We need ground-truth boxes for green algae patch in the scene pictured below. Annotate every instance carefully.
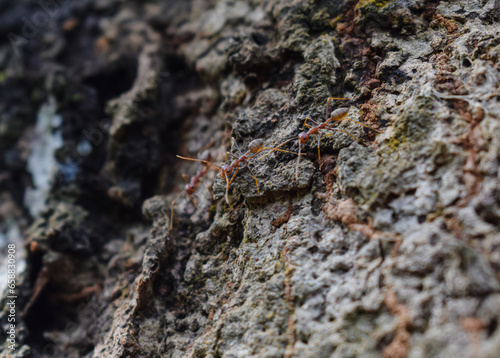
[384,96,434,152]
[356,0,391,10]
[355,0,425,34]
[387,136,404,151]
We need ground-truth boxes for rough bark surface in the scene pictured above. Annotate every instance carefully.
[1,0,500,357]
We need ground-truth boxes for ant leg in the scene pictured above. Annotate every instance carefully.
[177,155,221,171]
[231,137,245,156]
[296,144,302,180]
[228,166,239,186]
[260,147,299,155]
[187,193,197,208]
[226,152,239,161]
[329,128,362,142]
[327,118,382,133]
[254,146,299,159]
[181,174,191,184]
[243,161,260,197]
[224,167,240,204]
[224,150,241,163]
[258,137,297,160]
[247,149,263,160]
[303,117,320,129]
[317,133,321,161]
[223,171,231,204]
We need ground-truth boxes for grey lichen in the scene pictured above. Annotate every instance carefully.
[1,0,500,357]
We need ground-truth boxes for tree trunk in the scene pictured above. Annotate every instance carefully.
[1,0,500,357]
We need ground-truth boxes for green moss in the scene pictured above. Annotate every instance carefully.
[310,8,333,29]
[329,14,343,28]
[387,135,404,151]
[356,0,391,10]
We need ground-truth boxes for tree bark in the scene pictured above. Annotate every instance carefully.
[1,0,500,357]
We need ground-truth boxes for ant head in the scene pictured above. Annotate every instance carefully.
[185,183,195,193]
[221,163,232,174]
[248,138,264,153]
[298,132,309,144]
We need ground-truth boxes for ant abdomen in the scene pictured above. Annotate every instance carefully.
[248,139,264,153]
[329,107,349,121]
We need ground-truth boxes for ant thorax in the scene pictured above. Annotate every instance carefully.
[229,160,240,168]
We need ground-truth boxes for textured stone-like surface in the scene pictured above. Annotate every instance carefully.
[1,0,499,357]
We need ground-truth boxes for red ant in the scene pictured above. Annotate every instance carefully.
[170,150,213,229]
[177,138,281,205]
[260,97,381,179]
